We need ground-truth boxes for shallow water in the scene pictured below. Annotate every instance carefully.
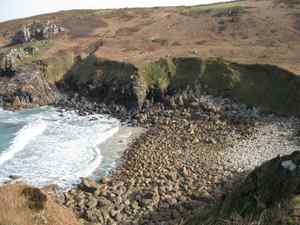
[0,107,121,189]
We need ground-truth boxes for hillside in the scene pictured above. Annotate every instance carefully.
[0,0,299,73]
[0,1,300,225]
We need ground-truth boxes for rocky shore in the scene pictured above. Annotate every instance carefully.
[0,2,300,224]
[56,85,300,225]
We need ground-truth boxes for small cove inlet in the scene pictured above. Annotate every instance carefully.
[0,107,134,189]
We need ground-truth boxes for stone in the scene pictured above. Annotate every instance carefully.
[289,195,300,224]
[281,160,297,171]
[12,21,64,44]
[97,197,113,207]
[131,200,140,210]
[191,190,213,203]
[80,178,98,193]
[0,64,58,109]
[87,197,98,208]
[100,176,111,184]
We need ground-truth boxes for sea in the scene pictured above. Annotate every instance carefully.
[0,107,121,189]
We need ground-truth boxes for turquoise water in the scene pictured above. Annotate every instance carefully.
[0,107,120,189]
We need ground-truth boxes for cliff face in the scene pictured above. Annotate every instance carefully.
[0,64,59,109]
[65,55,147,109]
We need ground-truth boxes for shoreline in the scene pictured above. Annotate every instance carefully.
[60,91,299,225]
[1,92,299,225]
[92,126,146,180]
[0,107,142,190]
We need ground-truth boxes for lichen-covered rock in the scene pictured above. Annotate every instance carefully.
[12,21,64,44]
[288,195,300,224]
[0,64,59,109]
[0,47,39,75]
[0,49,19,74]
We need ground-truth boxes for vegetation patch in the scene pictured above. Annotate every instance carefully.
[64,16,108,38]
[41,50,75,84]
[200,57,241,96]
[149,37,169,46]
[200,57,300,116]
[169,57,203,91]
[141,58,175,93]
[19,40,54,63]
[180,1,244,17]
[99,9,135,21]
[115,26,141,36]
[231,63,300,115]
[275,0,300,7]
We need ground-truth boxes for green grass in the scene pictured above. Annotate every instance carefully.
[5,40,54,66]
[169,57,203,90]
[141,62,170,91]
[42,50,75,84]
[200,57,241,96]
[141,59,176,92]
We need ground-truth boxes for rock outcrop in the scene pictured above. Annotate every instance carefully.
[65,55,147,109]
[0,64,59,109]
[12,21,64,44]
[0,46,40,75]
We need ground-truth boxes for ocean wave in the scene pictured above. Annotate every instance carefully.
[0,108,120,189]
[0,118,48,165]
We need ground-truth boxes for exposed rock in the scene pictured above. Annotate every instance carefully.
[12,21,64,44]
[0,64,59,109]
[65,55,147,110]
[80,177,98,193]
[289,195,300,224]
[0,50,18,74]
[0,47,39,75]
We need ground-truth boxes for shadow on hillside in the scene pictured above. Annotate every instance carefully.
[58,53,300,117]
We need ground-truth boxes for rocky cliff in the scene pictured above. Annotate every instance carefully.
[0,63,58,109]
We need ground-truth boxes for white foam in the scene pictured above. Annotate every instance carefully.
[0,108,120,189]
[0,118,48,165]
